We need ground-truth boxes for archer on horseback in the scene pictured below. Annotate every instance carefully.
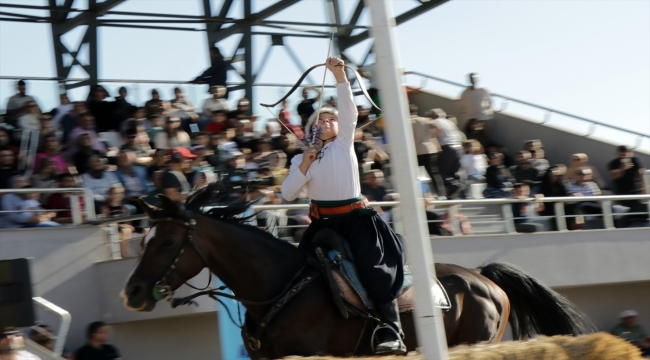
[281,56,407,355]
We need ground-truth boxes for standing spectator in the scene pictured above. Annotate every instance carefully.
[16,101,41,171]
[410,105,445,198]
[566,153,606,189]
[611,310,650,356]
[113,86,131,128]
[33,134,67,175]
[461,139,488,182]
[0,147,18,189]
[510,183,545,233]
[510,150,540,192]
[5,80,39,126]
[484,152,515,198]
[60,102,86,145]
[464,118,497,151]
[608,146,647,225]
[81,155,120,206]
[427,108,462,197]
[0,176,59,229]
[161,148,195,205]
[154,117,191,149]
[202,86,229,117]
[458,73,493,125]
[144,89,162,119]
[192,46,228,93]
[66,113,107,157]
[87,85,115,133]
[74,322,121,360]
[102,185,137,258]
[46,173,86,224]
[0,328,41,360]
[297,87,321,128]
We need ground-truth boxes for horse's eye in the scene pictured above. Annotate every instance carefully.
[163,238,175,246]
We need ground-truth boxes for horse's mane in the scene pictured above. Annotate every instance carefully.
[183,181,299,251]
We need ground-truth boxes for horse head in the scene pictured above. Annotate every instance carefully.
[122,195,207,312]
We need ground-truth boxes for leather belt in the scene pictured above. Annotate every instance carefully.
[309,197,370,220]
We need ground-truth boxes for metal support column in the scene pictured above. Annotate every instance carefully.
[366,1,448,358]
[243,0,254,108]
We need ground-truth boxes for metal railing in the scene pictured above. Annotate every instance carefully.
[403,71,650,149]
[32,297,71,357]
[0,188,96,226]
[92,195,649,260]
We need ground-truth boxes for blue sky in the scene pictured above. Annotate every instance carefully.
[0,0,648,149]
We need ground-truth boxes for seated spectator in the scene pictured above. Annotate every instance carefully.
[202,85,229,117]
[206,110,229,134]
[510,183,545,233]
[120,127,152,166]
[0,327,41,360]
[228,98,252,121]
[73,134,103,175]
[539,165,571,231]
[608,146,647,225]
[529,149,550,173]
[74,321,121,360]
[142,170,164,207]
[233,119,258,152]
[611,310,650,356]
[524,139,543,152]
[193,169,216,190]
[464,118,497,151]
[154,117,191,149]
[33,134,67,175]
[146,115,164,147]
[119,108,151,135]
[38,113,58,143]
[66,113,107,158]
[361,170,395,223]
[567,153,606,189]
[144,89,162,119]
[510,151,539,191]
[0,128,19,159]
[102,185,137,258]
[60,102,86,145]
[30,158,58,202]
[161,148,196,205]
[0,176,60,229]
[0,146,19,189]
[461,139,488,182]
[81,155,120,206]
[566,167,603,227]
[46,173,86,224]
[147,149,167,178]
[114,150,150,204]
[484,152,515,198]
[253,137,275,168]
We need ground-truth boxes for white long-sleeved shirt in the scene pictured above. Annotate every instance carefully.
[281,82,360,201]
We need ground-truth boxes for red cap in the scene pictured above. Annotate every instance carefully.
[168,147,197,159]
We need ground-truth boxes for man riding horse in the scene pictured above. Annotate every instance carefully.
[281,56,407,355]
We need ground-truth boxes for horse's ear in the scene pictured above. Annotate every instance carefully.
[139,197,158,219]
[158,195,184,217]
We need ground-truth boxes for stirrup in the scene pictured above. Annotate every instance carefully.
[371,323,406,355]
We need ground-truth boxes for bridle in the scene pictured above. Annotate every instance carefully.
[148,216,211,302]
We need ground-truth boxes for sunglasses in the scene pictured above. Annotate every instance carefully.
[0,332,23,339]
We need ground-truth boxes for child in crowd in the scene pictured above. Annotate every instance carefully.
[101,185,137,258]
[461,139,488,182]
[510,183,545,233]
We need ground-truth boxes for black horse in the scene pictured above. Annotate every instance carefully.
[122,182,594,358]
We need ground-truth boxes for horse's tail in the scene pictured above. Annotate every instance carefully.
[478,262,595,340]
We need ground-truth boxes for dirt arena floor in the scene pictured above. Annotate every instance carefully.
[282,332,645,360]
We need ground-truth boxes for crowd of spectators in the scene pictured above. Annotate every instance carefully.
[0,69,647,240]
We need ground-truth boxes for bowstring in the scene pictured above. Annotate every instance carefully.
[311,32,334,149]
[262,106,308,150]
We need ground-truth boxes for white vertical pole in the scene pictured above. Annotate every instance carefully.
[366,1,449,359]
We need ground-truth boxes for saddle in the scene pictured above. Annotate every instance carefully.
[311,229,451,319]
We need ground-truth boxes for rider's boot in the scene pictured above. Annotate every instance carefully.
[374,300,407,355]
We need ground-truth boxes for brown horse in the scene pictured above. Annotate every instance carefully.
[122,183,594,358]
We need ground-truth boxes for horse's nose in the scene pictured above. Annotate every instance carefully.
[126,283,144,298]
